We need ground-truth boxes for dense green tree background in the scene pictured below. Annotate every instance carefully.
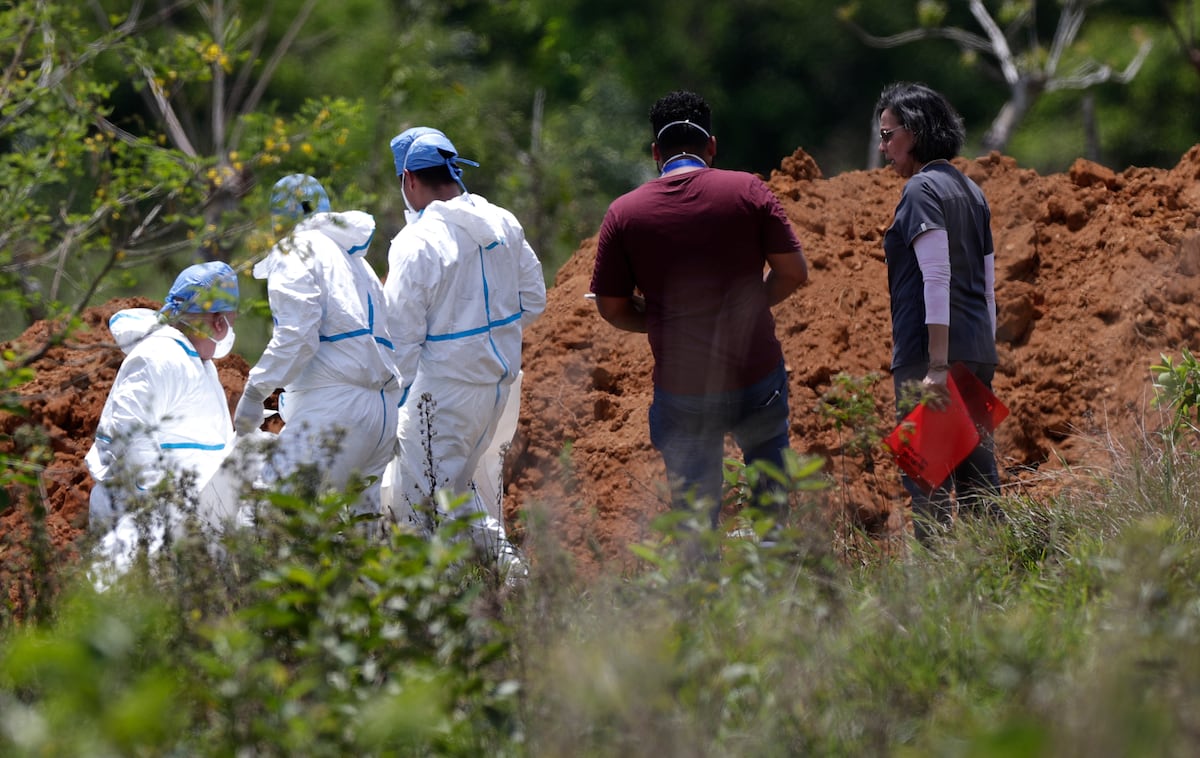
[1,0,1197,349]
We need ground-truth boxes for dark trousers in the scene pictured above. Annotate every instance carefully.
[650,361,791,527]
[892,361,1003,544]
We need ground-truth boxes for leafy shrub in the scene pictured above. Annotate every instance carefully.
[0,472,521,756]
[1150,348,1200,441]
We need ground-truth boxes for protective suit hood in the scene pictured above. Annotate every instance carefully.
[255,210,376,279]
[421,194,508,251]
[294,210,376,259]
[107,308,164,353]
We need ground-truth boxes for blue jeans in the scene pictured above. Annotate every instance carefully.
[893,361,1003,543]
[649,361,791,527]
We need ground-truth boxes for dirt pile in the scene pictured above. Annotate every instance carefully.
[4,146,1200,600]
[506,147,1200,575]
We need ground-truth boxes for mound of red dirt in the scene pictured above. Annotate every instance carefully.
[4,146,1200,606]
[506,147,1200,575]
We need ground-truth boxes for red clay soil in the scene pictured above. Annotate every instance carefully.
[4,146,1200,611]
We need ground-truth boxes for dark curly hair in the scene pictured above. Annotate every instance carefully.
[874,82,965,164]
[650,90,712,155]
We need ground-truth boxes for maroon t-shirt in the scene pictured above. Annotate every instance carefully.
[591,168,802,394]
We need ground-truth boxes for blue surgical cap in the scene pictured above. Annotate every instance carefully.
[270,174,331,222]
[160,261,239,317]
[389,127,479,194]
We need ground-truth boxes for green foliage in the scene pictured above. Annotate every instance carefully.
[816,371,892,542]
[185,488,517,755]
[9,433,1200,752]
[0,470,519,756]
[1150,348,1200,440]
[817,371,887,463]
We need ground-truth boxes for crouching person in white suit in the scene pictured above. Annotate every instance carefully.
[85,261,252,588]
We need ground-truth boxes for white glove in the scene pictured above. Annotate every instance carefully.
[233,392,265,435]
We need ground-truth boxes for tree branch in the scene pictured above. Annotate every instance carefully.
[969,0,1020,85]
[1046,38,1154,91]
[841,17,994,56]
[1045,2,1088,77]
[230,0,319,147]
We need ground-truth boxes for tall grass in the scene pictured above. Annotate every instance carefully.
[4,434,1200,755]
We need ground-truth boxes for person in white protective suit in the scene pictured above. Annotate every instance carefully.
[85,261,248,586]
[234,174,402,525]
[382,127,546,580]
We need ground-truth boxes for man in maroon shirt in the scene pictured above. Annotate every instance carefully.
[590,89,809,531]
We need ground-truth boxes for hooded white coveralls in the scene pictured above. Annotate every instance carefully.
[85,308,243,584]
[383,193,545,556]
[243,210,402,515]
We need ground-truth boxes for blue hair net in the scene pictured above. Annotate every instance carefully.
[270,174,331,222]
[160,261,239,317]
[389,127,478,194]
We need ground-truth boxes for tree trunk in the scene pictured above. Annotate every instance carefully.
[1082,94,1100,163]
[981,82,1032,154]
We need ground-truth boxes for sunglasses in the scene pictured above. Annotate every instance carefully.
[879,126,905,143]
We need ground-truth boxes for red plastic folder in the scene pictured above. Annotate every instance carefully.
[883,363,1009,493]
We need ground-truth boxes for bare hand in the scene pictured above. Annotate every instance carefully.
[922,368,951,411]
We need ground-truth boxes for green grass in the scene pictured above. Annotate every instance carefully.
[4,435,1200,756]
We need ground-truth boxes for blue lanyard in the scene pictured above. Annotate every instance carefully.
[660,153,708,175]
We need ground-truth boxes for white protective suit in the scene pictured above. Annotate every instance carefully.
[383,193,545,559]
[85,307,245,585]
[242,210,402,516]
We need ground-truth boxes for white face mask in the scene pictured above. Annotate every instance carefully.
[212,315,235,359]
[401,179,420,226]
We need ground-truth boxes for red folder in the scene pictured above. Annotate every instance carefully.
[883,363,1008,493]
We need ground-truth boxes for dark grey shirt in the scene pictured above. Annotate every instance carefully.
[883,161,998,370]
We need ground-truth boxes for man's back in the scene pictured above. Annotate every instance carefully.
[593,168,798,394]
[385,193,546,386]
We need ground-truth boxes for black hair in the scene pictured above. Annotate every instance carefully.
[650,90,712,155]
[410,163,457,188]
[874,82,965,163]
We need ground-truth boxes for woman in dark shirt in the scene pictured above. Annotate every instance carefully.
[877,81,1005,544]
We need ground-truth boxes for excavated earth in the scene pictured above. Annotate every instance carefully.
[5,146,1200,611]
